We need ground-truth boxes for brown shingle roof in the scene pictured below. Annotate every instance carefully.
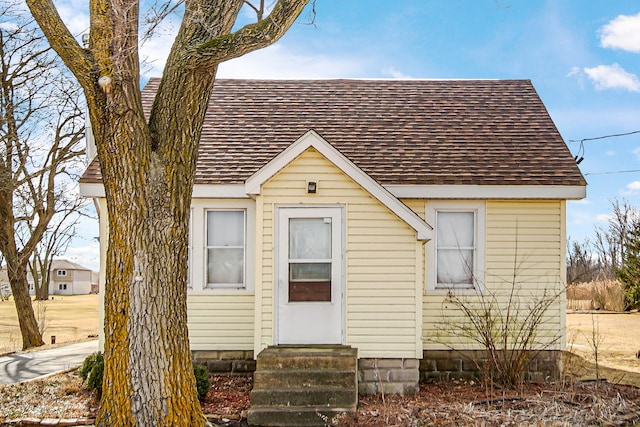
[80,79,586,187]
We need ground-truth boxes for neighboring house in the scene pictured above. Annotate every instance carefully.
[0,259,98,296]
[79,79,586,394]
[0,268,36,295]
[49,259,99,295]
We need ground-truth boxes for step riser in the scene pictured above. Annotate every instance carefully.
[251,389,357,407]
[257,355,356,371]
[254,370,356,389]
[248,407,355,427]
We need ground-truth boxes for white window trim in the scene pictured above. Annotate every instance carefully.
[426,200,486,294]
[205,209,246,289]
[56,270,67,277]
[188,199,255,294]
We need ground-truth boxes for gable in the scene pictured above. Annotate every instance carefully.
[247,130,432,241]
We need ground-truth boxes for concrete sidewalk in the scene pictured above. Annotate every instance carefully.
[0,340,99,385]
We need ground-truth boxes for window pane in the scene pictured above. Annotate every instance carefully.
[437,212,474,248]
[207,248,244,285]
[207,211,244,246]
[289,218,331,259]
[289,263,331,281]
[437,249,473,286]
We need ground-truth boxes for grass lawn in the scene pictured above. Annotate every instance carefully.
[566,311,640,381]
[0,294,99,354]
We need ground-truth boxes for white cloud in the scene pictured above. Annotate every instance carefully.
[621,180,640,196]
[217,44,364,79]
[382,67,413,79]
[599,12,640,53]
[55,0,90,38]
[62,244,100,272]
[566,66,580,77]
[605,150,616,157]
[595,213,612,223]
[584,63,640,92]
[633,147,640,160]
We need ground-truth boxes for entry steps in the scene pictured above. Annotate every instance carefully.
[248,345,357,426]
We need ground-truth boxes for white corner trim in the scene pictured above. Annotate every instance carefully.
[245,130,433,241]
[386,185,586,200]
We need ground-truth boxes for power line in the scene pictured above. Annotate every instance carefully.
[585,169,640,176]
[568,130,640,143]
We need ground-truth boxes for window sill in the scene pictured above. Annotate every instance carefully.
[187,288,254,296]
[425,287,483,296]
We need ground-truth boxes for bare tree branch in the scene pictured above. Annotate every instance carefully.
[183,0,309,68]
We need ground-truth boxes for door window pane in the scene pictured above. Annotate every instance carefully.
[289,263,331,281]
[288,218,332,302]
[289,218,331,259]
[207,210,245,287]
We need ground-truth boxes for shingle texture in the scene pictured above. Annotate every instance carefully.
[80,79,586,187]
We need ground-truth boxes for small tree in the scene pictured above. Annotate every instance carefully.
[567,237,600,284]
[593,199,638,280]
[0,4,85,349]
[616,218,640,309]
[29,194,85,300]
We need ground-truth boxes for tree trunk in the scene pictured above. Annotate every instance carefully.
[23,0,309,423]
[96,163,203,426]
[7,264,44,349]
[94,98,205,425]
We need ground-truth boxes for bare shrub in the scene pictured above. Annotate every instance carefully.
[34,298,48,335]
[440,281,563,389]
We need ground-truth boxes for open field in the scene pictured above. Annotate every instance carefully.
[566,311,640,375]
[0,294,99,354]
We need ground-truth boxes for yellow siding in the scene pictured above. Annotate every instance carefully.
[423,200,565,351]
[256,148,421,358]
[187,294,254,350]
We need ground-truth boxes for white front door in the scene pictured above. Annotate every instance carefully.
[276,206,344,344]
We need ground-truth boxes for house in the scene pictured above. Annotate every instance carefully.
[79,79,586,397]
[0,259,99,296]
[48,259,99,295]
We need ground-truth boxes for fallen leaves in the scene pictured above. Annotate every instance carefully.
[1,372,639,426]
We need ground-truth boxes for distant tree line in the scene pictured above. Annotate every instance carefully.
[567,198,640,309]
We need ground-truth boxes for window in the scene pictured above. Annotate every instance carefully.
[426,201,485,293]
[288,218,332,302]
[58,283,68,291]
[206,210,245,288]
[56,270,67,277]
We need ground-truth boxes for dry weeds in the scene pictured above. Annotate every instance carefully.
[1,370,639,426]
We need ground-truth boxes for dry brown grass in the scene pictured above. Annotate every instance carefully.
[567,279,627,312]
[566,312,640,378]
[0,294,99,354]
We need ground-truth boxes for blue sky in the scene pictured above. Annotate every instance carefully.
[61,0,640,271]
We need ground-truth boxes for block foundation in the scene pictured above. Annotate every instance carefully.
[420,349,561,382]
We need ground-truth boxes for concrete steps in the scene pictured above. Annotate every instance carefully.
[247,346,358,427]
